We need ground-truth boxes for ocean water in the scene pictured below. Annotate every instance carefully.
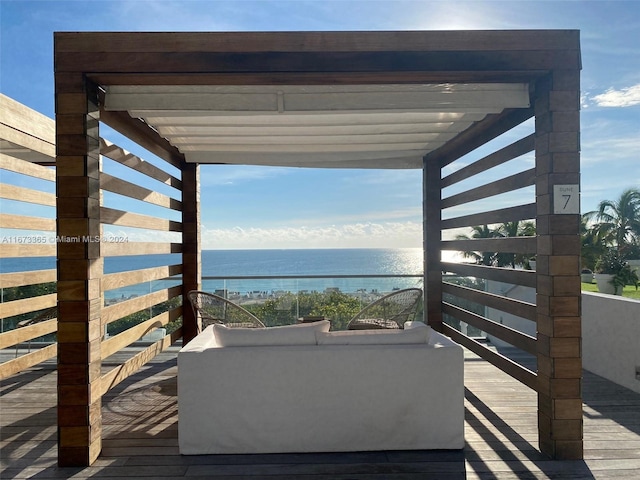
[2,248,424,300]
[201,248,422,276]
[199,248,423,298]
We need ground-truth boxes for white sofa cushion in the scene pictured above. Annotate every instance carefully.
[178,329,464,454]
[212,320,330,347]
[316,323,431,345]
[405,320,430,331]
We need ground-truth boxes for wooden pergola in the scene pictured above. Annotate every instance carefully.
[53,30,582,466]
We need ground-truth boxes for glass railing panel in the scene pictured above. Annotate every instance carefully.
[103,274,423,331]
[201,275,423,330]
[104,275,422,335]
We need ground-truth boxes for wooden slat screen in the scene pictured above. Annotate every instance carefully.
[442,203,536,230]
[0,156,57,379]
[100,138,182,189]
[0,133,186,381]
[100,173,182,210]
[101,286,182,327]
[98,137,184,391]
[442,323,537,390]
[437,113,539,387]
[102,264,183,291]
[101,307,182,360]
[99,328,183,396]
[441,168,536,209]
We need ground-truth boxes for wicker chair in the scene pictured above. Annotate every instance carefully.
[347,288,422,330]
[187,290,265,332]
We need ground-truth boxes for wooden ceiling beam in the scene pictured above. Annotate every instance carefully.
[57,50,580,75]
[54,30,580,54]
[424,106,535,169]
[98,107,185,169]
[88,71,548,86]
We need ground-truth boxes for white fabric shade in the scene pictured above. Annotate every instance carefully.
[104,83,530,169]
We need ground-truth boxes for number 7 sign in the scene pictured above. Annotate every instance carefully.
[553,185,580,214]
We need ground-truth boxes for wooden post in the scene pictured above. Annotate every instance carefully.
[424,157,443,329]
[182,162,201,343]
[535,69,583,459]
[55,74,103,466]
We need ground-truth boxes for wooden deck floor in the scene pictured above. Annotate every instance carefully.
[2,344,640,479]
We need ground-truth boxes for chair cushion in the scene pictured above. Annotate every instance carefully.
[213,320,330,347]
[316,323,431,345]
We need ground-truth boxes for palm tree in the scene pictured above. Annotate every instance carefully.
[584,187,640,258]
[580,215,608,271]
[455,224,500,266]
[495,221,536,268]
[455,221,535,268]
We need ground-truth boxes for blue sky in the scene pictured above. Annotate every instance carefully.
[1,0,639,250]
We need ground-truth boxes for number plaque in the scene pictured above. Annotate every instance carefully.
[553,184,580,214]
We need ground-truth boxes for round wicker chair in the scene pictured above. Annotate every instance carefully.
[347,287,423,330]
[187,290,265,332]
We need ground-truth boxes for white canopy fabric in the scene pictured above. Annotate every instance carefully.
[104,83,530,169]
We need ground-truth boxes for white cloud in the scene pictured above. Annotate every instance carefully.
[202,222,423,249]
[580,92,591,109]
[593,84,640,107]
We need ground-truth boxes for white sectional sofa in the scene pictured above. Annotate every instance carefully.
[178,321,464,455]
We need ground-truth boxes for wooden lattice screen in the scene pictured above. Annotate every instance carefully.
[96,138,184,393]
[438,121,538,389]
[424,71,582,459]
[0,158,58,378]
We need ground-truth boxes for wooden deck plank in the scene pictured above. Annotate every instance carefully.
[2,343,640,479]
